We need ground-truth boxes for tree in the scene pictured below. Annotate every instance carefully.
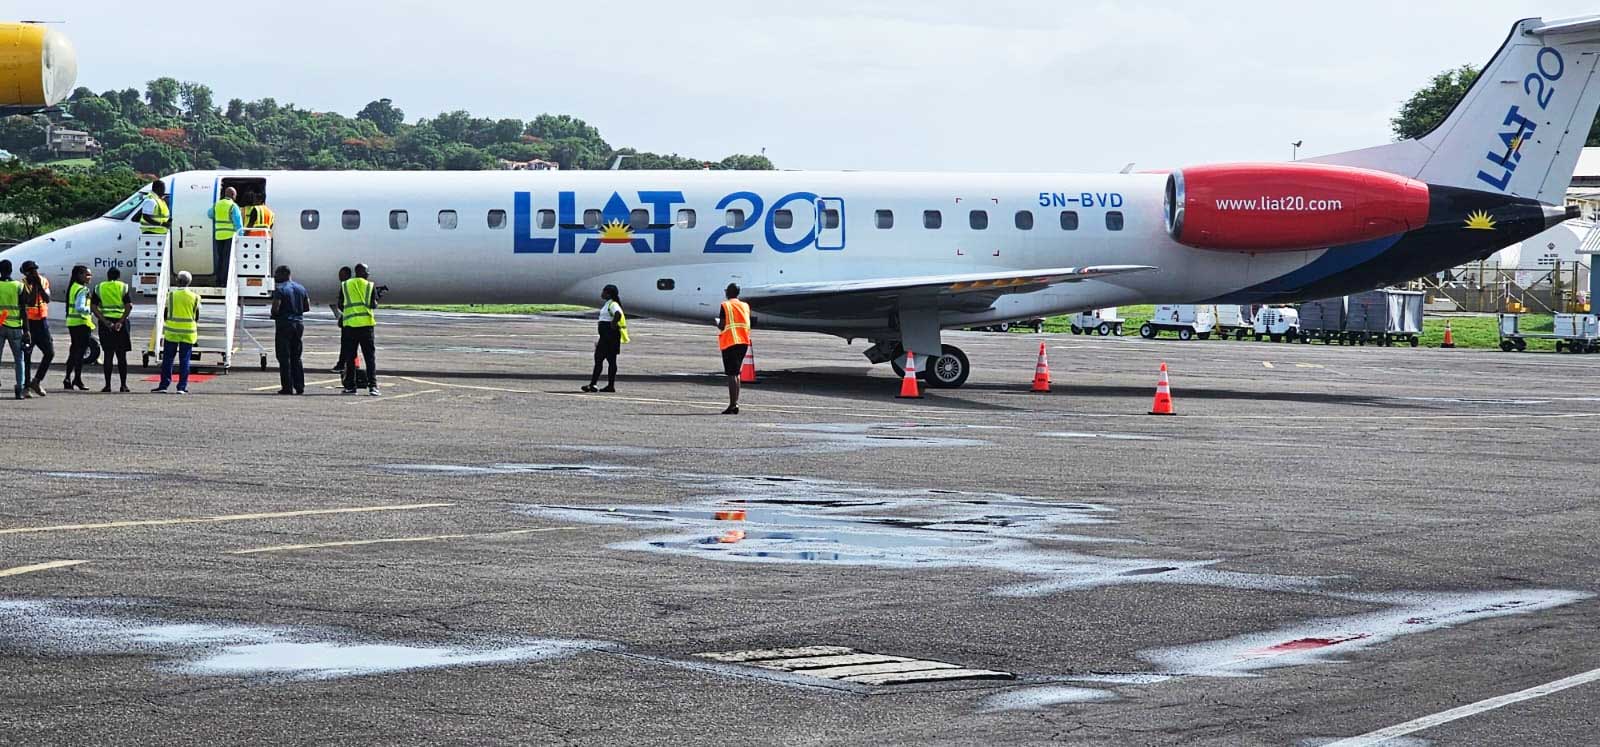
[180,82,217,121]
[526,114,608,150]
[1394,64,1600,146]
[357,98,406,135]
[0,116,46,156]
[225,98,246,123]
[145,78,181,118]
[717,154,775,171]
[70,97,121,132]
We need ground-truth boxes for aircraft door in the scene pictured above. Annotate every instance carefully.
[169,175,217,278]
[816,197,845,250]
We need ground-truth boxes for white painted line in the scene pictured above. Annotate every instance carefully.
[1262,361,1275,369]
[0,560,88,577]
[226,526,572,555]
[1323,667,1600,747]
[0,503,454,536]
[250,377,342,392]
[697,646,855,663]
[353,388,439,404]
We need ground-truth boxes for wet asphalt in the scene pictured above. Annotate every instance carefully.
[0,309,1597,746]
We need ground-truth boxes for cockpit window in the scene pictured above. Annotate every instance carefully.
[103,189,151,220]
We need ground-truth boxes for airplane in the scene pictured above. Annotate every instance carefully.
[0,22,76,116]
[7,15,1599,388]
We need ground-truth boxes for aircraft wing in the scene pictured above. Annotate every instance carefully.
[744,265,1156,318]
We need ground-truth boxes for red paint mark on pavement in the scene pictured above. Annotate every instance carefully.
[1250,634,1370,656]
[141,374,219,384]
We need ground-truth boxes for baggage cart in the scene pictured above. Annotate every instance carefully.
[1213,305,1255,340]
[1345,290,1424,347]
[1498,312,1600,353]
[1296,297,1348,344]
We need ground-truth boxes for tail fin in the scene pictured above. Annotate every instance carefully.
[1313,16,1600,205]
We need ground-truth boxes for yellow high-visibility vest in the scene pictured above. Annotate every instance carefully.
[96,280,129,320]
[164,289,201,344]
[140,195,170,235]
[0,279,23,328]
[66,282,95,330]
[213,198,238,240]
[341,277,376,328]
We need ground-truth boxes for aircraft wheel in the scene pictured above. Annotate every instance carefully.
[924,345,970,389]
[1097,323,1111,336]
[1139,323,1156,339]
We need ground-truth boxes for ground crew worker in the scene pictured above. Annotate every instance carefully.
[212,186,243,283]
[270,265,310,395]
[62,265,95,392]
[338,263,379,396]
[153,271,201,395]
[244,199,275,237]
[92,266,134,393]
[139,181,171,237]
[330,266,351,374]
[20,260,51,398]
[583,284,625,393]
[716,283,752,415]
[0,260,31,400]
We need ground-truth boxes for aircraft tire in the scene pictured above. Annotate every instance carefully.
[924,345,970,389]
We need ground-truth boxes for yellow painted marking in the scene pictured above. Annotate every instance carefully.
[1262,361,1275,369]
[0,560,88,577]
[0,503,454,536]
[227,526,574,555]
[251,377,342,392]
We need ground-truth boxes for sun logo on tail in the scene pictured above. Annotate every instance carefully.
[1464,210,1497,231]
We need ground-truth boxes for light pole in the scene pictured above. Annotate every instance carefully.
[1292,140,1303,161]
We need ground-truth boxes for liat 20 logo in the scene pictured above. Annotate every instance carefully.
[1477,47,1564,192]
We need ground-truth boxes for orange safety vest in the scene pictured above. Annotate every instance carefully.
[243,204,275,237]
[718,299,752,350]
[24,276,50,321]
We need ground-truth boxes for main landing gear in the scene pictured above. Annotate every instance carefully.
[887,344,971,389]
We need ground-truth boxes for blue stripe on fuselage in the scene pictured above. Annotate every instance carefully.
[1204,234,1403,304]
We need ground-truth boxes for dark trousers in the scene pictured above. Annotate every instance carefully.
[590,325,620,387]
[340,326,376,390]
[213,237,233,280]
[64,325,97,385]
[25,321,51,385]
[158,341,193,391]
[275,321,305,393]
[100,324,130,388]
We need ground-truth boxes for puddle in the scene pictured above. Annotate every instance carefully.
[380,463,637,478]
[520,474,1313,596]
[0,600,617,681]
[1137,589,1590,677]
[980,686,1117,711]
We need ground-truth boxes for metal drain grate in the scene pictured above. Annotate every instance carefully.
[695,646,1013,686]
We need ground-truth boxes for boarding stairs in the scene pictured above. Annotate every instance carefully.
[134,233,272,371]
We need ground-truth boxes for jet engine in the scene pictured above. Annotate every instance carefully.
[0,23,76,112]
[1164,163,1430,252]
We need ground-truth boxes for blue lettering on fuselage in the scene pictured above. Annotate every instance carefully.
[1038,192,1123,208]
[514,190,846,254]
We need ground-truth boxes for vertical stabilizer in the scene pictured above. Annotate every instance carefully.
[1313,16,1600,205]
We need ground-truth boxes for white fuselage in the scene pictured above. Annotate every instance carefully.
[12,169,1338,336]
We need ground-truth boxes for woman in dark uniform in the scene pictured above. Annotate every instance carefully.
[582,284,624,393]
[92,266,134,392]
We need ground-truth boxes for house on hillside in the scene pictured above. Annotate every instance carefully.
[45,124,101,157]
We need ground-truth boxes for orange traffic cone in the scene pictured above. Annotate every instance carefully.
[1149,362,1175,415]
[897,350,922,399]
[1441,321,1456,349]
[739,345,757,383]
[1031,341,1052,393]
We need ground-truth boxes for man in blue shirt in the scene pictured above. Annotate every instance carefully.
[270,265,310,395]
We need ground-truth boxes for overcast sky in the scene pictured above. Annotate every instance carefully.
[26,1,1600,171]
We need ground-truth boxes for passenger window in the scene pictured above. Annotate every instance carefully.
[389,210,408,230]
[969,210,988,230]
[677,209,697,229]
[726,208,746,229]
[1060,211,1079,230]
[584,209,602,229]
[1015,210,1034,230]
[300,210,320,230]
[773,209,794,229]
[537,209,556,230]
[629,208,650,230]
[822,209,840,229]
[342,210,361,230]
[875,210,893,229]
[438,210,458,230]
[1106,211,1125,231]
[923,210,942,229]
[488,209,507,230]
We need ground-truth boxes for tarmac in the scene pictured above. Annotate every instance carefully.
[1,309,1597,746]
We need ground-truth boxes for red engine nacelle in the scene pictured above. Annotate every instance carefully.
[1164,163,1430,252]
